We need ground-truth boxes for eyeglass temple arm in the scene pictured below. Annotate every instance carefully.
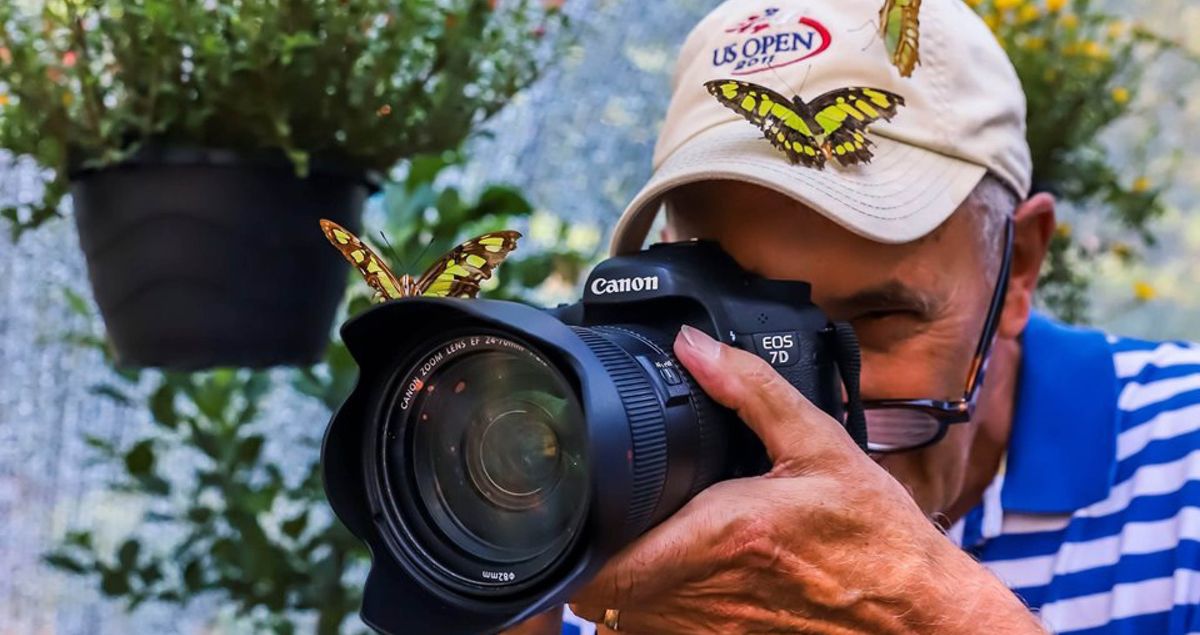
[963,216,1015,401]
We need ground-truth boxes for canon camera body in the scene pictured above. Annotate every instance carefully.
[322,240,865,634]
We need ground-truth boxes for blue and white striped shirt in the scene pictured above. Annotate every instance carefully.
[562,314,1200,634]
[952,313,1200,633]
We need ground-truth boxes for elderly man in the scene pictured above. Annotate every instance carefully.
[510,0,1200,633]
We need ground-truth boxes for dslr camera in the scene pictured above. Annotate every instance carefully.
[322,240,867,634]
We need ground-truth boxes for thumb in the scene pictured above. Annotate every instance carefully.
[673,325,860,469]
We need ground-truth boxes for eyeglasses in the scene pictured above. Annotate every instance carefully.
[859,216,1015,454]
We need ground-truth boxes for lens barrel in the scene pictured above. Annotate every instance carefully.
[372,320,746,602]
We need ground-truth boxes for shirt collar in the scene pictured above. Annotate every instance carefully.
[1000,312,1121,514]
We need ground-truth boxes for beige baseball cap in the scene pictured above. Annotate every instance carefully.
[610,0,1032,255]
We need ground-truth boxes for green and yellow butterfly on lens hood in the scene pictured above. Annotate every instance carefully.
[320,219,521,303]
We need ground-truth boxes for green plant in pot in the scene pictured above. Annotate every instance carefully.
[0,0,565,369]
[44,152,602,635]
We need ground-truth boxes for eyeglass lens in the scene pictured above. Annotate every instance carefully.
[864,408,943,453]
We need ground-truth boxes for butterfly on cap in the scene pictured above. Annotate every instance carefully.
[879,0,922,77]
[319,219,521,302]
[704,79,905,170]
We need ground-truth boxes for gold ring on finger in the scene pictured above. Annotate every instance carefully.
[602,608,621,631]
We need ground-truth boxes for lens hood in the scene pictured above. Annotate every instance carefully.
[324,298,643,634]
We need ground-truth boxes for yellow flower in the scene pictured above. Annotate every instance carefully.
[1055,222,1072,238]
[1063,42,1079,55]
[1024,36,1046,50]
[1133,281,1157,302]
[983,13,1001,31]
[1082,40,1108,59]
[966,0,983,6]
[1046,0,1067,12]
[0,93,9,107]
[1107,20,1127,40]
[1061,13,1079,28]
[995,0,1021,11]
[1111,86,1130,104]
[61,93,73,106]
[1132,176,1151,193]
[1018,4,1041,23]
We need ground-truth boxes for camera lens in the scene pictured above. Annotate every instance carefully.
[379,334,589,589]
[322,250,852,634]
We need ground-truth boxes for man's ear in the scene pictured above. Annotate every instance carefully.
[998,192,1056,339]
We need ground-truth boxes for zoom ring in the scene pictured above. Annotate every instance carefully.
[572,327,668,536]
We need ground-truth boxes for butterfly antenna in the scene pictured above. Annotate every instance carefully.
[853,16,882,51]
[848,18,876,33]
[379,230,403,268]
[408,237,435,270]
[769,63,811,100]
[796,64,813,96]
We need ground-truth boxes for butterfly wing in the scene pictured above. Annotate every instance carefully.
[415,231,523,299]
[319,219,408,302]
[704,79,826,168]
[807,87,906,166]
[879,0,921,77]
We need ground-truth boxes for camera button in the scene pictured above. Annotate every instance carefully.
[635,355,692,405]
[655,360,683,385]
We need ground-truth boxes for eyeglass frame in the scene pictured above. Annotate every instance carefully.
[857,215,1015,454]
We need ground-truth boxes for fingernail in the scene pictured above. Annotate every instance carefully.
[679,324,721,359]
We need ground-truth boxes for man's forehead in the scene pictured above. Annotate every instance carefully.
[667,179,971,245]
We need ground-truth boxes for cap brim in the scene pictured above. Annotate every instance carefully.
[610,120,987,255]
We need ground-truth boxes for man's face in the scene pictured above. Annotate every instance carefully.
[665,180,1001,515]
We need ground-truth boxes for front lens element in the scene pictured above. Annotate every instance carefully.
[382,334,588,584]
[469,405,563,508]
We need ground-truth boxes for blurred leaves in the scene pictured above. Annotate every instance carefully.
[48,364,364,634]
[971,0,1193,322]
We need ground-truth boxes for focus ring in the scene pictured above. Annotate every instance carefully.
[597,326,724,503]
[572,327,668,536]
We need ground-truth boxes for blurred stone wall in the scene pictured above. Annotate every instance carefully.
[1,0,1198,633]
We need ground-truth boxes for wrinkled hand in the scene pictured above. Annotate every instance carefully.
[568,326,1044,635]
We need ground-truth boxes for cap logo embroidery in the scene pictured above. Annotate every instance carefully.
[713,8,832,76]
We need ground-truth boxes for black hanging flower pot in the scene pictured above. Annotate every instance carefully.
[71,146,378,370]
